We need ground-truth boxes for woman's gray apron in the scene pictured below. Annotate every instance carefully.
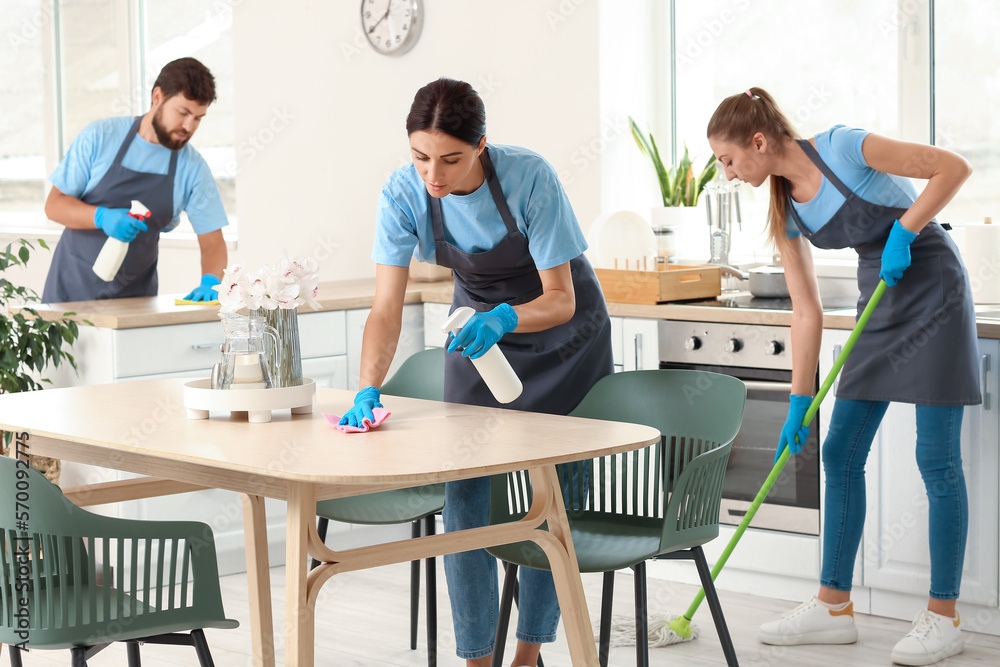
[788,139,980,405]
[42,116,176,302]
[430,147,614,415]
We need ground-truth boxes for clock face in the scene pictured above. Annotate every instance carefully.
[361,0,422,56]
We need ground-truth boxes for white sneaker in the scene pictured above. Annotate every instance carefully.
[891,609,964,665]
[758,596,859,645]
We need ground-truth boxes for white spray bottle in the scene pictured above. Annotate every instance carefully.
[442,306,523,404]
[93,200,150,282]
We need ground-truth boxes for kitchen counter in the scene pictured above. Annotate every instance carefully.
[25,278,1000,338]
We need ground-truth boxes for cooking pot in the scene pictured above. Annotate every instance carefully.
[748,264,789,298]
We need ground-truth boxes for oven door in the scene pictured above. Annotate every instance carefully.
[660,363,821,535]
[720,378,821,535]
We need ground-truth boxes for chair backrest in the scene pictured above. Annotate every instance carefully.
[0,455,228,649]
[380,347,445,401]
[490,369,747,549]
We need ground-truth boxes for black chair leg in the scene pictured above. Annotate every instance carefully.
[126,641,141,667]
[632,562,649,667]
[7,644,23,667]
[310,517,330,570]
[491,561,519,667]
[598,570,615,667]
[424,514,438,667]
[191,629,217,667]
[70,647,87,667]
[410,519,422,651]
[692,546,739,667]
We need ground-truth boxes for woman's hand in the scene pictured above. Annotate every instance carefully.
[447,303,518,359]
[879,219,919,286]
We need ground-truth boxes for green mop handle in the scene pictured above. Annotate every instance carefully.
[680,279,888,622]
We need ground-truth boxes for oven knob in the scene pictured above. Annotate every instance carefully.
[726,338,743,353]
[684,336,702,351]
[766,340,784,355]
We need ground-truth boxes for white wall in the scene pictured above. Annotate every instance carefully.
[231,0,601,281]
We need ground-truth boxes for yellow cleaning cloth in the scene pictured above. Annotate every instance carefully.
[174,298,220,306]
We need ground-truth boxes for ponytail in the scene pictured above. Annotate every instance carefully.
[707,87,799,248]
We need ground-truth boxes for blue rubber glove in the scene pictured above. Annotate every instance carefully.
[94,206,148,242]
[879,219,919,287]
[184,274,221,301]
[338,386,383,428]
[776,394,812,463]
[446,303,518,360]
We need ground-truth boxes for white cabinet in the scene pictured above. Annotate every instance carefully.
[819,331,1000,610]
[621,317,659,371]
[345,304,425,389]
[609,316,659,372]
[423,302,452,348]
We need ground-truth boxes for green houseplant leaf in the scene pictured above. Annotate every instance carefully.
[0,239,84,454]
[628,116,718,207]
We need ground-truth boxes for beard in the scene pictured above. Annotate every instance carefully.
[151,107,189,150]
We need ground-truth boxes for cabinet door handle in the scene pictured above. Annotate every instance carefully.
[981,354,991,411]
[832,344,843,392]
[633,333,643,371]
[190,342,218,350]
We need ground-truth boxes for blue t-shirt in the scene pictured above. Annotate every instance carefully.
[786,125,920,238]
[373,144,587,270]
[49,116,228,234]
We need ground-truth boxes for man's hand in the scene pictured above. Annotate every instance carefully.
[94,206,148,242]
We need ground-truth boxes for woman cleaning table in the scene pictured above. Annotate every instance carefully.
[707,87,980,666]
[341,77,614,666]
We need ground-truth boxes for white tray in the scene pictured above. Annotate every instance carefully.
[183,378,316,423]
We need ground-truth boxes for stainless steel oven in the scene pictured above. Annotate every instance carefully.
[659,319,821,535]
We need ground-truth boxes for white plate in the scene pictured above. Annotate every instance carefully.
[586,210,657,270]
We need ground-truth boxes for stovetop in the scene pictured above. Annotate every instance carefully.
[672,290,858,312]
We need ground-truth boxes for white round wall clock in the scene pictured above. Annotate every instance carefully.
[361,0,423,56]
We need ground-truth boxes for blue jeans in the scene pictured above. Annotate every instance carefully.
[821,398,968,600]
[443,464,585,660]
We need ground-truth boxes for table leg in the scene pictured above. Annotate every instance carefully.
[240,494,275,667]
[285,483,316,667]
[527,466,600,666]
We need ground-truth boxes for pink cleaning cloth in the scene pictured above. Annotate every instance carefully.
[323,408,391,433]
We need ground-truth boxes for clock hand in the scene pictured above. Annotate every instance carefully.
[367,1,391,33]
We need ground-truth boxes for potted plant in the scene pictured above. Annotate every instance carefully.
[628,116,717,234]
[0,238,84,483]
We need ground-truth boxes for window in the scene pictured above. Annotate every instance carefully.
[600,0,989,263]
[934,0,1000,225]
[0,0,235,235]
[0,0,49,228]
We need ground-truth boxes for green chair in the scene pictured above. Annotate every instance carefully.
[312,347,446,666]
[487,369,746,667]
[0,456,238,667]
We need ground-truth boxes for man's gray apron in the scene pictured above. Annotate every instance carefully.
[430,147,614,415]
[788,139,980,405]
[43,116,176,302]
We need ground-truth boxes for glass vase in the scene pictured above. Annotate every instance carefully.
[253,307,303,388]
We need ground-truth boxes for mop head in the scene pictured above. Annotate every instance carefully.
[595,614,700,648]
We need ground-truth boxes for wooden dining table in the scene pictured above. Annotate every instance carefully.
[0,379,660,666]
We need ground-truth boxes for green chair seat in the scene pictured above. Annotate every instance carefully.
[316,484,446,525]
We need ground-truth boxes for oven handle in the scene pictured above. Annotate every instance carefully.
[742,380,794,394]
